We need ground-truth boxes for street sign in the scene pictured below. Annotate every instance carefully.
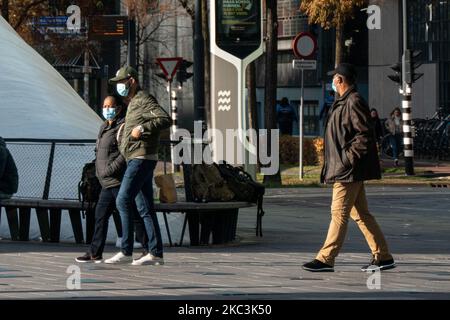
[292,32,317,59]
[156,57,183,82]
[291,32,317,180]
[292,59,317,70]
[89,15,128,40]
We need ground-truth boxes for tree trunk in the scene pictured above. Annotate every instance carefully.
[247,61,258,132]
[335,23,343,67]
[263,0,282,186]
[202,0,211,130]
[1,0,9,22]
[246,61,259,169]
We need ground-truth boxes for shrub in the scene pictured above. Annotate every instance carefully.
[279,135,324,166]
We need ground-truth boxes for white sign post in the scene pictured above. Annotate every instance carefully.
[156,57,183,173]
[210,1,264,178]
[292,32,317,180]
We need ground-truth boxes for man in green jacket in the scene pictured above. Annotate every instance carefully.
[0,137,18,200]
[105,66,171,266]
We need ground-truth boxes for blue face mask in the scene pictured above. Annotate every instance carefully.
[102,107,116,120]
[331,79,338,93]
[116,82,130,97]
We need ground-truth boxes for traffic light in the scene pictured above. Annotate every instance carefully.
[176,60,193,87]
[404,49,424,85]
[387,62,402,86]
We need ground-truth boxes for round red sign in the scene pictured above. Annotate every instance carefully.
[292,32,317,59]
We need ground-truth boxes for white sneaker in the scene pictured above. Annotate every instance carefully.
[131,253,164,266]
[104,252,133,264]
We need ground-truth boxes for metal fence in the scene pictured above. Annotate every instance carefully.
[5,139,96,200]
[4,138,188,200]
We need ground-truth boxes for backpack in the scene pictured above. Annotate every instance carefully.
[78,161,102,217]
[215,162,265,237]
[191,163,235,203]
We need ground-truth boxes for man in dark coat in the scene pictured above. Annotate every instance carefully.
[302,63,395,272]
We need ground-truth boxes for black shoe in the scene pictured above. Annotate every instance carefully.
[302,259,334,272]
[75,253,103,263]
[361,258,396,272]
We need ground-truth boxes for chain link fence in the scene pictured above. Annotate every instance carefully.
[5,139,96,200]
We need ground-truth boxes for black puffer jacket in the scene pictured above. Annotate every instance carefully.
[320,87,381,184]
[95,117,126,189]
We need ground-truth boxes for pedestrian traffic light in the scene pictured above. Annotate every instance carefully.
[176,60,193,87]
[404,49,424,85]
[387,62,402,86]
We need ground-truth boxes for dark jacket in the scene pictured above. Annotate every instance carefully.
[0,137,18,195]
[373,117,383,142]
[119,89,171,161]
[320,87,381,184]
[95,117,126,189]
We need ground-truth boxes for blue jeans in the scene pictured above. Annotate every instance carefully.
[389,134,403,159]
[116,159,163,257]
[89,187,148,258]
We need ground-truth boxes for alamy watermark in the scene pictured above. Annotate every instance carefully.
[171,121,280,175]
[66,265,81,290]
[366,268,382,290]
[362,4,381,30]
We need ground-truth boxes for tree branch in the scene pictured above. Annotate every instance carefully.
[177,0,194,19]
[13,0,47,30]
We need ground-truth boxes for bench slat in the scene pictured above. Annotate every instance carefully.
[1,199,255,212]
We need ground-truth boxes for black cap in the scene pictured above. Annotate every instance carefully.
[327,63,357,82]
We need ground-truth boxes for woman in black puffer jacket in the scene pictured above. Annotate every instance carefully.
[76,95,148,263]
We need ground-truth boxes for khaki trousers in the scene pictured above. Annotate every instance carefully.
[316,181,392,266]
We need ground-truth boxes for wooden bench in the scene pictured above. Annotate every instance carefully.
[0,198,258,246]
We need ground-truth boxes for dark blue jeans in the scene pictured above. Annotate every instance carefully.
[90,187,148,258]
[116,159,163,257]
[389,134,403,159]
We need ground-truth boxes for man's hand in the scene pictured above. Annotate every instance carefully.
[131,126,143,139]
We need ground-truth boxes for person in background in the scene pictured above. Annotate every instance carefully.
[319,90,335,127]
[277,97,298,135]
[370,108,383,143]
[75,95,148,263]
[385,107,403,166]
[0,136,18,200]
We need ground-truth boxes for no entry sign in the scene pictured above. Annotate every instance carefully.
[292,32,317,59]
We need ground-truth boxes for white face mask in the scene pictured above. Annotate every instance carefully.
[116,82,130,97]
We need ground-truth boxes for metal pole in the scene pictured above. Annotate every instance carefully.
[83,47,90,104]
[402,0,414,175]
[171,87,178,173]
[299,67,304,180]
[193,0,205,122]
[128,19,136,68]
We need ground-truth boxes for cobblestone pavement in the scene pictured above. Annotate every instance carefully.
[0,186,449,299]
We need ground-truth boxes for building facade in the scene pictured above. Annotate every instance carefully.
[368,0,448,119]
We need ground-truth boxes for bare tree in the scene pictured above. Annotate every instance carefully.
[124,0,178,88]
